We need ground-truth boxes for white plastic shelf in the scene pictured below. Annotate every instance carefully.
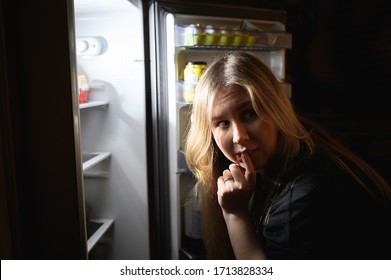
[79,100,109,109]
[87,218,114,252]
[82,152,111,172]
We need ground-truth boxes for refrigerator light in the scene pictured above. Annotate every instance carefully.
[76,36,107,56]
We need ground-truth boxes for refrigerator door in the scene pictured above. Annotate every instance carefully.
[72,0,149,259]
[149,0,291,259]
[0,0,87,259]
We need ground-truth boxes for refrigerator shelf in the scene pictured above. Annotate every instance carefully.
[82,152,111,172]
[79,100,109,109]
[175,25,291,49]
[182,44,286,51]
[87,218,114,252]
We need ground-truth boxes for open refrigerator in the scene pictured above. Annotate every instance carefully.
[72,0,149,259]
[149,1,291,260]
[70,0,291,260]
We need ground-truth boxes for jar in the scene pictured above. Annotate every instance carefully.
[183,61,207,103]
[232,26,245,46]
[185,24,205,45]
[184,61,207,85]
[219,26,234,46]
[204,25,219,45]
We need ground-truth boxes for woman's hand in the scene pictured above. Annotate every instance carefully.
[217,152,256,214]
[216,152,266,259]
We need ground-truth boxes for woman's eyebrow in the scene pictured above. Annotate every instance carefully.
[211,100,253,122]
[233,100,254,113]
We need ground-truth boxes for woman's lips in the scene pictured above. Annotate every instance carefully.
[235,154,243,162]
[235,150,254,163]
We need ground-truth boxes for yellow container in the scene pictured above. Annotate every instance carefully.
[185,24,205,45]
[219,27,234,46]
[184,61,207,85]
[183,84,196,103]
[183,61,207,103]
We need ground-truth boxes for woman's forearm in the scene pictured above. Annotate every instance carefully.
[223,210,267,260]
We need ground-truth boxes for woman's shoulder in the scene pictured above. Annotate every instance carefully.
[279,157,390,212]
[279,156,333,195]
[274,173,325,208]
[275,156,359,210]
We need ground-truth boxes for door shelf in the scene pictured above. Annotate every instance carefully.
[82,152,111,172]
[79,100,109,109]
[175,24,291,50]
[87,218,114,252]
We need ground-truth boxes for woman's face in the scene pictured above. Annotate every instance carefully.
[211,85,278,171]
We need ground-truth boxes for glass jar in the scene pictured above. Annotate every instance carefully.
[183,61,207,103]
[184,61,207,85]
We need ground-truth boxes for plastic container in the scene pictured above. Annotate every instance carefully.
[183,84,196,103]
[184,183,203,240]
[78,75,89,103]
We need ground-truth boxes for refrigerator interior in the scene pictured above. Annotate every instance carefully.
[73,0,149,259]
[161,8,292,259]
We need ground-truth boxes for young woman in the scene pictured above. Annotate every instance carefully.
[184,51,391,259]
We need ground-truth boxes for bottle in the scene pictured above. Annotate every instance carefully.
[182,182,205,258]
[77,75,89,103]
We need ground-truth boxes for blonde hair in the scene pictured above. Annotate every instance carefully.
[184,51,390,259]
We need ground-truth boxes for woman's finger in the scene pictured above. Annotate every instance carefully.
[241,152,255,184]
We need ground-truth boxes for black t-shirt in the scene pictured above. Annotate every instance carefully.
[258,156,391,260]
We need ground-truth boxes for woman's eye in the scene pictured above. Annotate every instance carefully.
[217,120,229,128]
[243,110,258,121]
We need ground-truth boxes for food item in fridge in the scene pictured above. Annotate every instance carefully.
[182,24,257,47]
[203,25,220,45]
[183,61,207,103]
[184,183,203,240]
[184,61,207,84]
[232,26,245,46]
[218,26,234,46]
[241,20,262,46]
[185,24,205,45]
[245,33,257,46]
[78,75,89,103]
[183,84,196,103]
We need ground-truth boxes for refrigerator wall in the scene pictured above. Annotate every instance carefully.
[73,0,149,259]
[149,1,291,260]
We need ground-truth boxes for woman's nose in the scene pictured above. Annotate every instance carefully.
[232,122,249,144]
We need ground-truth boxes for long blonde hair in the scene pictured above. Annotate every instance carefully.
[184,51,390,259]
